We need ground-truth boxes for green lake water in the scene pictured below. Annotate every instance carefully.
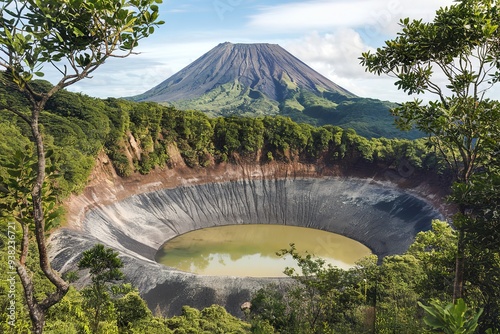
[155,224,372,277]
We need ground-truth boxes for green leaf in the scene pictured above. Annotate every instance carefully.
[7,169,22,178]
[72,27,84,37]
[55,31,64,43]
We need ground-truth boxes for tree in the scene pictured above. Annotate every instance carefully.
[250,245,370,333]
[0,0,163,332]
[114,290,152,330]
[407,220,457,300]
[449,173,500,330]
[165,305,251,333]
[78,244,124,333]
[360,0,500,301]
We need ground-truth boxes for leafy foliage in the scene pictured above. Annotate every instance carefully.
[0,147,62,232]
[250,246,375,333]
[78,244,124,333]
[247,222,465,333]
[360,0,500,314]
[407,220,457,300]
[165,305,251,333]
[172,83,422,139]
[0,0,164,88]
[42,288,253,333]
[418,298,482,334]
[78,244,124,286]
[360,0,500,183]
[1,0,164,331]
[114,291,152,330]
[1,79,445,190]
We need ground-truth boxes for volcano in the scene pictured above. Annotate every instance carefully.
[131,42,421,139]
[132,42,355,104]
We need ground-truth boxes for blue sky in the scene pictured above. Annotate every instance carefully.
[55,0,458,102]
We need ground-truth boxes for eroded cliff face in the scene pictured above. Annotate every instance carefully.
[50,147,449,317]
[61,146,450,228]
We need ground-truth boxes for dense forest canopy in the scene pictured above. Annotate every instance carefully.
[0,78,445,199]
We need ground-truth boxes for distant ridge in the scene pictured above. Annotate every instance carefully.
[132,42,355,103]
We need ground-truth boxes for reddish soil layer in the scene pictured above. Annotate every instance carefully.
[63,147,453,231]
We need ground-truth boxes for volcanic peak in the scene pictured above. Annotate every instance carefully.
[133,42,355,103]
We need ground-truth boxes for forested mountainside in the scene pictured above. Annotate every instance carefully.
[0,79,443,200]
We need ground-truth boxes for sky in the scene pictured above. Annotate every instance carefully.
[49,0,459,103]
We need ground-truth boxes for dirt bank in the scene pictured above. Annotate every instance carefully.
[63,148,452,230]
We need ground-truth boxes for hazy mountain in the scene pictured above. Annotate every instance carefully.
[131,42,421,139]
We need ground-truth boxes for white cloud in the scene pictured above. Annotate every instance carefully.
[275,0,456,102]
[248,0,455,37]
[285,30,368,78]
[60,40,218,98]
[65,58,175,98]
[248,0,391,32]
[283,30,406,101]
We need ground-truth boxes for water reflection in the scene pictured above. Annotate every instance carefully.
[155,225,372,277]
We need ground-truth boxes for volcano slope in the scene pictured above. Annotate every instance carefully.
[50,161,443,317]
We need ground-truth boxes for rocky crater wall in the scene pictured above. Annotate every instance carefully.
[50,171,443,316]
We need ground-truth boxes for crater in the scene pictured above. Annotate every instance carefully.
[50,177,442,316]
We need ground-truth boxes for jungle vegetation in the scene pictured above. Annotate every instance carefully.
[0,76,497,333]
[0,77,446,196]
[361,0,500,331]
[0,0,164,331]
[1,0,500,332]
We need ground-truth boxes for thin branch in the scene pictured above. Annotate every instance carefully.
[49,60,67,77]
[0,58,10,69]
[19,221,29,265]
[3,105,32,124]
[474,43,496,97]
[434,137,459,180]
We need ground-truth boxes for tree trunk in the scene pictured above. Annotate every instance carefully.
[30,310,45,334]
[13,100,69,333]
[16,264,45,334]
[93,308,101,334]
[453,229,465,302]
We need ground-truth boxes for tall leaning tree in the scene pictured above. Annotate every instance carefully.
[360,0,500,302]
[0,0,163,332]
